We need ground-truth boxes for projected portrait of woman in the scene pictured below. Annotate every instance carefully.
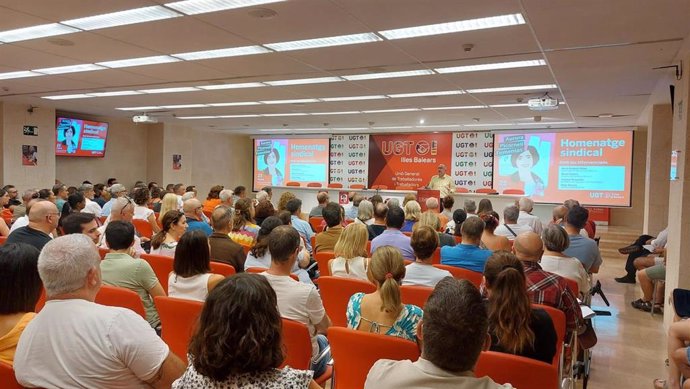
[62,125,78,154]
[510,146,545,196]
[262,147,284,186]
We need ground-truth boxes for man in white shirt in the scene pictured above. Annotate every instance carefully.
[517,197,543,234]
[494,205,532,239]
[262,225,332,378]
[80,183,103,216]
[14,234,185,389]
[8,198,39,235]
[365,277,511,389]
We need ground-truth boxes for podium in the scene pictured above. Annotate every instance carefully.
[417,189,440,212]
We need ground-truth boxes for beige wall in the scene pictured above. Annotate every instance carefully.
[162,124,193,189]
[145,123,165,187]
[644,104,673,235]
[192,131,253,200]
[609,129,647,226]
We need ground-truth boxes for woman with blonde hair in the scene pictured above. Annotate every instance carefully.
[346,246,423,342]
[277,191,296,212]
[355,199,374,225]
[415,211,455,247]
[330,223,370,279]
[401,200,421,232]
[480,211,512,251]
[232,198,260,238]
[157,193,179,224]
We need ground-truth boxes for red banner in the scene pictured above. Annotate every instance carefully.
[369,134,452,190]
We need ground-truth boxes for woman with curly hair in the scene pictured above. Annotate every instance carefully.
[172,273,319,388]
[232,198,260,238]
[277,191,296,212]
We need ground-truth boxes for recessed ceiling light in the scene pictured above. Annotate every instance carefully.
[422,124,461,128]
[466,84,557,93]
[34,64,105,75]
[264,76,344,86]
[97,55,180,68]
[372,126,415,129]
[343,69,434,81]
[309,111,360,115]
[177,116,220,119]
[116,106,164,111]
[489,103,528,108]
[0,23,79,43]
[464,123,514,127]
[514,121,574,125]
[61,6,181,30]
[259,98,319,104]
[165,0,285,15]
[435,59,546,74]
[422,105,486,110]
[138,87,200,94]
[207,102,261,107]
[198,82,265,90]
[378,13,526,40]
[42,94,94,100]
[217,114,262,118]
[362,108,421,113]
[160,104,210,109]
[388,90,464,98]
[89,90,142,97]
[0,71,43,80]
[262,113,309,117]
[264,32,382,51]
[320,95,387,102]
[419,118,425,124]
[173,45,270,60]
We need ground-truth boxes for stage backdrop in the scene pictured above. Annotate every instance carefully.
[451,131,493,191]
[329,134,369,187]
[369,133,452,190]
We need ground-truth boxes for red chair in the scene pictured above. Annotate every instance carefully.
[280,318,333,385]
[245,267,299,281]
[431,247,441,264]
[154,296,203,363]
[315,251,335,277]
[309,217,324,233]
[34,288,47,312]
[562,277,580,298]
[0,236,6,246]
[503,188,525,195]
[202,209,213,219]
[286,182,301,187]
[328,327,420,389]
[310,235,317,253]
[0,362,23,389]
[95,285,146,319]
[371,185,388,190]
[455,187,470,193]
[350,184,365,189]
[306,182,322,188]
[400,285,433,308]
[475,351,558,389]
[98,216,107,225]
[327,183,343,188]
[475,188,498,194]
[98,247,109,260]
[433,264,483,288]
[209,261,236,277]
[132,218,154,239]
[141,253,174,294]
[240,243,252,256]
[453,235,462,244]
[319,276,376,327]
[534,304,566,367]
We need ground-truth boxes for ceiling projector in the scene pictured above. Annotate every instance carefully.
[132,115,158,124]
[528,96,559,111]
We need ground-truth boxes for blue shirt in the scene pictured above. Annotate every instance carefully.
[371,229,415,260]
[100,198,116,217]
[564,234,602,272]
[345,205,358,220]
[186,218,213,236]
[291,215,315,253]
[401,220,416,233]
[440,243,492,273]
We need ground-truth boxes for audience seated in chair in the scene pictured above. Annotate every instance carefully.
[444,208,467,236]
[368,203,388,241]
[562,205,602,273]
[330,222,370,280]
[309,191,330,218]
[631,251,666,312]
[493,205,532,240]
[371,206,415,260]
[150,210,188,257]
[99,197,147,258]
[517,197,544,235]
[417,211,455,248]
[202,185,223,214]
[183,198,212,236]
[403,225,451,288]
[169,230,225,302]
[479,211,512,252]
[132,187,161,234]
[233,198,260,239]
[540,224,590,297]
[208,206,246,272]
[61,212,101,244]
[287,198,315,254]
[615,227,667,284]
[440,217,492,273]
[14,234,186,388]
[401,200,421,233]
[5,200,57,252]
[315,202,344,253]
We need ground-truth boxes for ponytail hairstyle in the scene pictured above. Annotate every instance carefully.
[152,210,184,250]
[232,198,254,232]
[483,250,535,354]
[250,216,283,258]
[367,246,406,316]
[479,211,500,232]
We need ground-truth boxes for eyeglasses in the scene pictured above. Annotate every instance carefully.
[121,196,135,215]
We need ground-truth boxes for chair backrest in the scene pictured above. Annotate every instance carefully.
[328,327,420,389]
[240,243,252,256]
[350,184,365,189]
[431,247,441,264]
[154,296,204,363]
[328,183,343,188]
[141,253,174,294]
[371,185,388,190]
[98,247,109,260]
[202,209,213,219]
[475,351,558,389]
[209,261,236,277]
[319,276,376,327]
[0,235,6,246]
[132,218,154,239]
[310,235,317,253]
[286,181,301,187]
[307,182,322,188]
[454,235,462,244]
[245,267,299,281]
[280,318,312,370]
[562,277,579,298]
[455,187,470,193]
[400,285,433,308]
[534,304,566,366]
[95,285,146,319]
[0,362,23,389]
[34,288,47,312]
[309,217,324,233]
[315,251,336,277]
[433,264,483,288]
[475,188,498,194]
[502,188,525,195]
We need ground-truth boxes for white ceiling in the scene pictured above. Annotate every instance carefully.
[0,0,688,134]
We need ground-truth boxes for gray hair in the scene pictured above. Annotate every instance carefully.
[219,189,234,202]
[426,197,439,210]
[256,190,269,201]
[463,199,476,213]
[542,224,570,252]
[387,198,400,208]
[181,191,196,201]
[503,205,519,223]
[357,199,374,221]
[38,234,101,297]
[78,184,93,192]
[518,197,534,212]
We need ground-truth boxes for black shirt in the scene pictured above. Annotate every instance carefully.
[368,224,387,241]
[489,307,557,364]
[5,226,52,251]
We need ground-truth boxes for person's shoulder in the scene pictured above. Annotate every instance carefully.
[403,303,424,318]
[274,366,313,386]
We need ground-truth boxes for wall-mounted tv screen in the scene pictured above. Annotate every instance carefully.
[55,117,108,157]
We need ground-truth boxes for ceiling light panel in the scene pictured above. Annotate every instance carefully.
[207,102,261,106]
[310,111,360,115]
[165,0,285,15]
[34,64,105,74]
[173,45,270,60]
[435,59,546,74]
[343,69,434,81]
[362,108,421,113]
[138,87,200,94]
[217,114,262,118]
[116,106,164,111]
[97,55,180,68]
[198,82,265,90]
[0,23,79,43]
[264,77,344,86]
[388,90,464,98]
[261,113,309,117]
[467,84,557,93]
[422,105,487,110]
[464,123,514,127]
[42,94,93,100]
[379,13,526,40]
[320,95,387,102]
[61,6,181,30]
[160,104,210,109]
[89,90,142,97]
[265,32,382,51]
[0,71,43,80]
[178,116,220,119]
[260,98,319,104]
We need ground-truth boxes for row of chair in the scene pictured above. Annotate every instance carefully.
[283,182,525,195]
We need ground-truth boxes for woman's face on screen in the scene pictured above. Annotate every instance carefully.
[516,150,534,169]
[65,127,74,139]
[267,150,277,166]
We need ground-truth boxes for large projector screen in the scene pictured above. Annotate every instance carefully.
[253,138,329,191]
[492,130,633,207]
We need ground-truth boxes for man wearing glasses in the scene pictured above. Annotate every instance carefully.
[183,198,212,236]
[97,197,146,258]
[427,164,456,199]
[5,200,58,250]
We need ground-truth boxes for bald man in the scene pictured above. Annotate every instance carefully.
[513,232,583,336]
[6,200,58,250]
[551,205,568,225]
[183,198,212,236]
[428,164,455,198]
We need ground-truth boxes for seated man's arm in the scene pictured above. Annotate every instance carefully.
[307,288,331,335]
[314,314,332,335]
[589,246,603,274]
[147,282,165,298]
[146,352,186,389]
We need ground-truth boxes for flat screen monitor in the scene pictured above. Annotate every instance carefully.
[253,138,329,191]
[55,117,108,157]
